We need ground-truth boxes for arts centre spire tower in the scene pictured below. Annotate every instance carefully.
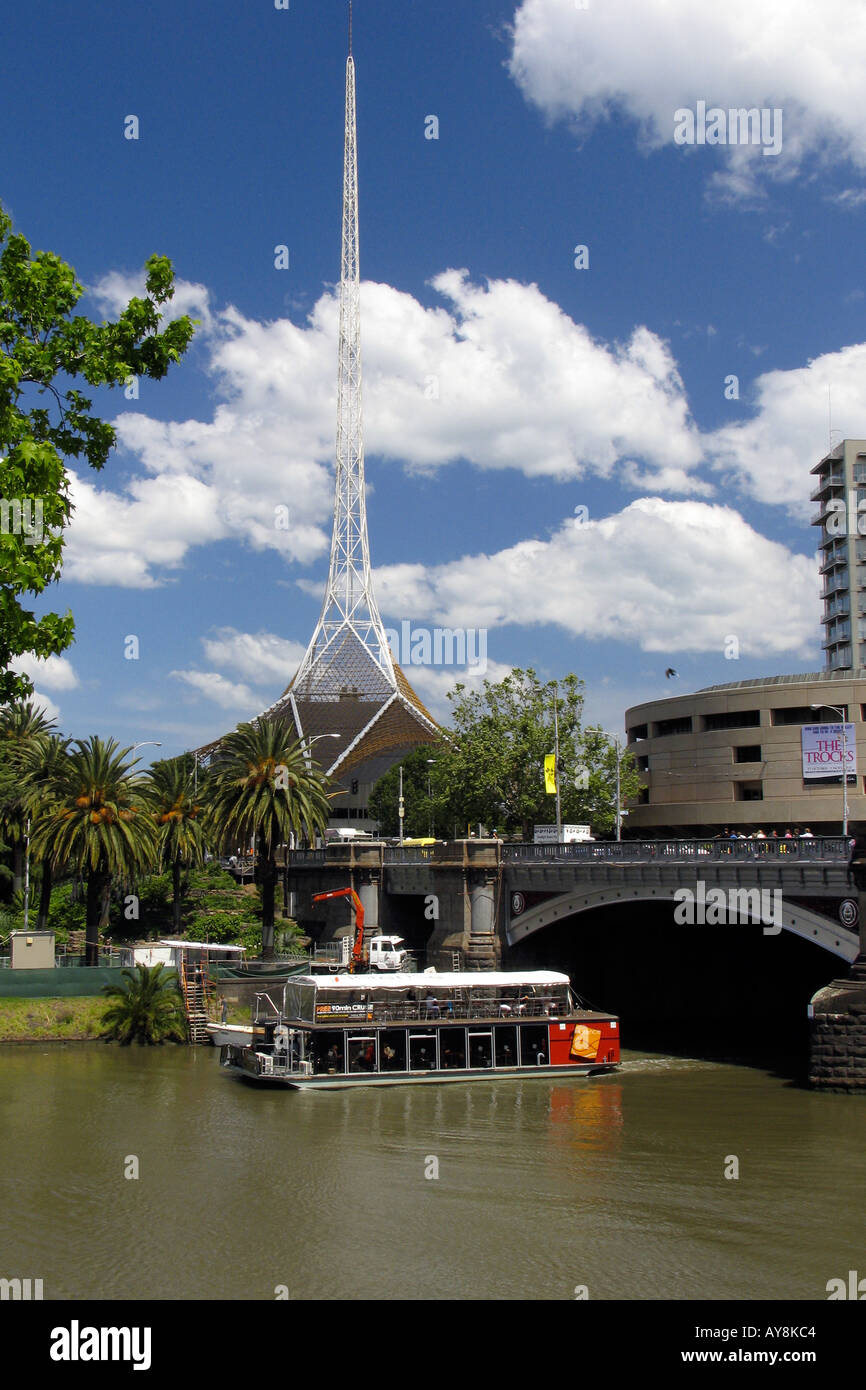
[202,8,439,827]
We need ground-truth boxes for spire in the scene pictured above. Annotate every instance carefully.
[198,19,439,788]
[287,24,401,708]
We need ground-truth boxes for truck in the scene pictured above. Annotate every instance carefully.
[311,887,409,972]
[533,824,595,844]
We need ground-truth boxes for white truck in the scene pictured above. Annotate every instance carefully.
[341,933,408,971]
[533,824,595,844]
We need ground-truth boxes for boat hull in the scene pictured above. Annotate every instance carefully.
[221,1058,617,1090]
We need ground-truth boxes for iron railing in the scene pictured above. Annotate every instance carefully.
[502,837,850,863]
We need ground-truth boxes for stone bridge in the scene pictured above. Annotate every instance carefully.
[283,836,866,1090]
[284,836,860,967]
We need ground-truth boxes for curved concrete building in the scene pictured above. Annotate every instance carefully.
[624,672,866,834]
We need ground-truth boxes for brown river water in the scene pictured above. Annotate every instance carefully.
[1,1044,863,1301]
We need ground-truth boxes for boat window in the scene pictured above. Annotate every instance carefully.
[519,1024,548,1067]
[468,1030,493,1069]
[408,1031,437,1071]
[439,1027,467,1069]
[347,1035,377,1074]
[380,1029,407,1071]
[494,1024,518,1068]
[311,1030,345,1075]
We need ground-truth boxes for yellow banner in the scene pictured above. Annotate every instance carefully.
[544,754,556,794]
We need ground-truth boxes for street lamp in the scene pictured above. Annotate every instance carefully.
[427,759,436,837]
[300,732,340,767]
[131,741,162,762]
[549,682,562,842]
[811,703,850,836]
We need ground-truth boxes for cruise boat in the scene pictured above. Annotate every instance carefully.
[217,970,619,1089]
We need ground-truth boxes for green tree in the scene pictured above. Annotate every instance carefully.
[368,744,447,838]
[147,757,208,934]
[207,723,331,960]
[429,668,643,840]
[31,737,157,964]
[20,730,71,928]
[0,202,195,703]
[0,700,57,896]
[100,962,187,1045]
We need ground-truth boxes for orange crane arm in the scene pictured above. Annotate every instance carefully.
[311,887,365,971]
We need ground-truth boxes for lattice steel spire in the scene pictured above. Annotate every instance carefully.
[289,33,397,704]
[196,15,439,785]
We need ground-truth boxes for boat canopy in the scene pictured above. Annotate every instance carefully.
[293,970,569,991]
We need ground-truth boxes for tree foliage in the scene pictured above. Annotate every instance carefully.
[100,962,187,1045]
[401,668,644,840]
[207,722,331,959]
[0,202,195,703]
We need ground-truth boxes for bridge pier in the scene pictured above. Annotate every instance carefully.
[809,891,866,1094]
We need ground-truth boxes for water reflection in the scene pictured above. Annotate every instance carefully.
[1,1045,864,1301]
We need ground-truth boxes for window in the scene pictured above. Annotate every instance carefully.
[628,723,648,741]
[735,782,763,801]
[734,745,762,763]
[703,710,760,731]
[653,717,693,737]
[772,705,847,726]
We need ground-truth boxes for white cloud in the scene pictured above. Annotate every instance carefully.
[11,653,79,692]
[62,271,709,588]
[373,499,819,658]
[406,660,518,721]
[27,691,61,722]
[200,628,306,685]
[169,670,264,710]
[705,341,866,510]
[88,271,216,334]
[508,0,866,197]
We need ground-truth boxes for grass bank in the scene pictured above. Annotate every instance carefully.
[0,996,108,1041]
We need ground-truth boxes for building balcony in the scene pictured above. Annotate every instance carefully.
[810,473,845,501]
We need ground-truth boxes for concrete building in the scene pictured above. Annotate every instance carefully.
[624,438,866,835]
[624,672,864,834]
[810,437,866,670]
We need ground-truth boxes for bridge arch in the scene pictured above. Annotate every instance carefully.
[507,884,859,962]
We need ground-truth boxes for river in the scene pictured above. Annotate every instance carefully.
[1,1044,863,1301]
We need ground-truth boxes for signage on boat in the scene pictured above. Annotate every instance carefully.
[569,1024,602,1061]
[315,1002,374,1020]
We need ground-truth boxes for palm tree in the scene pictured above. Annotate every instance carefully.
[20,733,71,929]
[100,962,187,1044]
[32,737,158,965]
[147,758,208,934]
[207,722,331,960]
[0,701,57,897]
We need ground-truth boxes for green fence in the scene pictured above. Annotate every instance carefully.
[0,967,129,998]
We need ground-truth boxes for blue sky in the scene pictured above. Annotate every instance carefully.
[4,0,866,760]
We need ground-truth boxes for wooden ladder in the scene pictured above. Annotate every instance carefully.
[181,955,213,1045]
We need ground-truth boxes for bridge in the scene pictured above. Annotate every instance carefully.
[284,836,860,966]
[283,836,866,1091]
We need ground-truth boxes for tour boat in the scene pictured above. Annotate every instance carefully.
[217,970,619,1089]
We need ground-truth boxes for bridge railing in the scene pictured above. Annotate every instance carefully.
[502,837,851,863]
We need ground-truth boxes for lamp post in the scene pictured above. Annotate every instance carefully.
[427,759,435,837]
[550,682,562,842]
[811,703,849,837]
[398,764,404,844]
[131,740,162,761]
